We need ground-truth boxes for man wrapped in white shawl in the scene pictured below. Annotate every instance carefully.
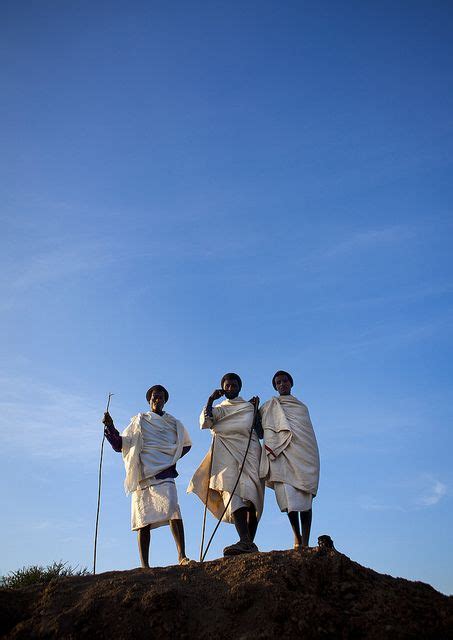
[187,373,264,556]
[260,370,320,548]
[103,384,192,567]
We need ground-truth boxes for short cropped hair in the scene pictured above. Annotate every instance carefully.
[221,372,242,391]
[146,384,169,404]
[272,370,294,390]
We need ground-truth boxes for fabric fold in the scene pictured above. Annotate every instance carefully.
[187,397,264,523]
[259,395,320,496]
[122,411,191,495]
[258,397,292,479]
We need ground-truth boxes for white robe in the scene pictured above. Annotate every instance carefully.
[121,411,191,495]
[121,412,191,530]
[259,395,320,497]
[131,478,182,531]
[187,397,264,523]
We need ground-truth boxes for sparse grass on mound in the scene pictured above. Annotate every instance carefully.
[2,561,90,589]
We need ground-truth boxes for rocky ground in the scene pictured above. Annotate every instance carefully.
[1,547,452,639]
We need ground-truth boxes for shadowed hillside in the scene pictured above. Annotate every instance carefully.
[1,548,452,639]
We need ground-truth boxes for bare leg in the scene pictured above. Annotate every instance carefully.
[137,525,151,568]
[169,518,189,563]
[223,507,258,555]
[232,507,252,543]
[287,511,302,549]
[301,509,312,547]
[247,506,258,542]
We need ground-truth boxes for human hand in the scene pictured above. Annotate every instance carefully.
[248,396,260,408]
[209,389,224,402]
[103,411,114,429]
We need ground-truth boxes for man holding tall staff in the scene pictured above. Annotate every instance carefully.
[188,372,264,556]
[103,384,192,567]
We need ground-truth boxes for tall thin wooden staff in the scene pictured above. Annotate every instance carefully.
[199,435,216,562]
[93,392,114,575]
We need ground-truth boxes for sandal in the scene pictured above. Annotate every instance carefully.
[223,540,259,556]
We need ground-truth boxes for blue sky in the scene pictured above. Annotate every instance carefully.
[1,1,452,594]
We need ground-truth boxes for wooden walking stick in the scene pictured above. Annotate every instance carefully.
[199,434,216,562]
[93,392,114,575]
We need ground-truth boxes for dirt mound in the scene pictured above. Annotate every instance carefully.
[1,548,452,639]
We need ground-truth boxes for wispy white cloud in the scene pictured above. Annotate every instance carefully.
[29,517,88,532]
[337,313,453,355]
[2,241,114,292]
[416,478,447,507]
[31,520,52,530]
[321,225,415,260]
[308,281,453,315]
[359,500,406,512]
[0,238,119,314]
[320,401,424,449]
[0,375,125,460]
[226,223,420,290]
[0,230,257,311]
[359,474,448,512]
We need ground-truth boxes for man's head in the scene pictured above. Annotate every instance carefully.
[221,372,242,399]
[146,384,169,414]
[272,370,294,396]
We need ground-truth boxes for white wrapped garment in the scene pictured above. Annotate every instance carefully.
[131,478,182,531]
[187,397,264,523]
[274,483,313,513]
[259,395,320,496]
[121,411,191,495]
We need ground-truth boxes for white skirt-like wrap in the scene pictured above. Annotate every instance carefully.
[220,491,251,520]
[274,482,313,513]
[131,478,182,531]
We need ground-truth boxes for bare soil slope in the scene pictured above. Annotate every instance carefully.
[1,548,452,639]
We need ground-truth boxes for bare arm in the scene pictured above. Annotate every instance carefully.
[248,396,263,439]
[254,411,264,439]
[205,389,224,417]
[200,389,225,429]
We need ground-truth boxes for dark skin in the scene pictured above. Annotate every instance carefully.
[274,373,313,549]
[102,388,189,567]
[206,378,260,545]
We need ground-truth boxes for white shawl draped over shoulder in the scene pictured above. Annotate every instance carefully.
[121,412,191,495]
[259,395,320,496]
[187,397,264,522]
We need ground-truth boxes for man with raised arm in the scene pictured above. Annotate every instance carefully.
[187,372,264,556]
[259,371,320,549]
[102,384,192,567]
